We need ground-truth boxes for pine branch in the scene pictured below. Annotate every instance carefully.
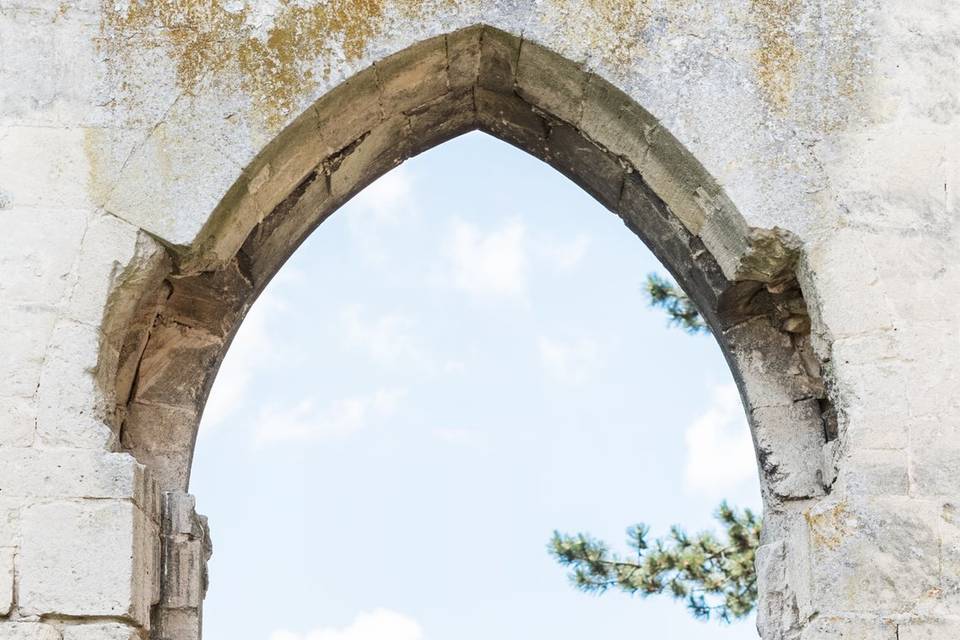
[549,502,761,622]
[644,273,707,334]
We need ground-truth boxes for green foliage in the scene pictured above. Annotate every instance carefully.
[644,273,707,334]
[549,503,760,623]
[547,272,755,622]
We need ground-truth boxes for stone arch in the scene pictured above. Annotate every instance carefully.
[102,25,830,637]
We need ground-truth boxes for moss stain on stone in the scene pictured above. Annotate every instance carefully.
[750,0,802,113]
[546,0,653,69]
[99,0,459,127]
[82,127,110,208]
[804,501,849,550]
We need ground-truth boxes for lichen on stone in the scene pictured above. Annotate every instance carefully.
[98,0,457,127]
[546,0,653,69]
[750,0,803,113]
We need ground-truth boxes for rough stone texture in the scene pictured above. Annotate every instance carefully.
[0,623,60,640]
[0,450,155,506]
[152,493,211,640]
[0,547,13,617]
[0,2,957,639]
[799,616,898,639]
[898,621,958,640]
[61,624,140,640]
[19,500,158,626]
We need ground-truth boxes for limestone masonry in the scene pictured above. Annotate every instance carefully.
[0,1,957,638]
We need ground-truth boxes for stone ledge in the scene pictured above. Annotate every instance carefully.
[0,450,156,517]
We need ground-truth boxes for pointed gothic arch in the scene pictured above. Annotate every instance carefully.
[100,25,830,636]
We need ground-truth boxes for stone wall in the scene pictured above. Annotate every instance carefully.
[0,1,957,639]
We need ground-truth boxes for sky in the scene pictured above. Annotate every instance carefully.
[191,132,762,640]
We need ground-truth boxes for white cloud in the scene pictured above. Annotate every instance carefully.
[537,233,590,271]
[270,609,422,640]
[201,287,288,433]
[442,218,528,298]
[684,384,756,496]
[340,304,431,370]
[351,167,415,223]
[255,388,406,444]
[537,336,602,385]
[348,167,416,263]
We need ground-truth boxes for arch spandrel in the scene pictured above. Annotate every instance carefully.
[91,1,877,258]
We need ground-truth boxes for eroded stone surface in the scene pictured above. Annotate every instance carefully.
[61,624,140,640]
[0,547,13,617]
[19,500,158,626]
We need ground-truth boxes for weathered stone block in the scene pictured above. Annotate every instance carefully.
[803,229,899,340]
[242,105,326,225]
[162,263,251,338]
[476,88,548,156]
[888,322,960,418]
[161,537,207,610]
[935,502,960,614]
[842,402,910,451]
[34,318,115,450]
[154,607,201,640]
[129,321,223,408]
[314,66,383,156]
[697,201,755,284]
[755,540,797,639]
[0,622,60,640]
[0,303,57,399]
[19,500,157,626]
[0,500,21,547]
[185,166,267,273]
[245,171,333,287]
[61,214,162,333]
[406,90,477,155]
[0,126,96,210]
[103,111,244,249]
[898,621,957,639]
[0,547,13,616]
[638,125,710,236]
[799,615,898,639]
[477,27,519,94]
[516,39,585,125]
[120,402,198,492]
[869,234,959,326]
[838,448,909,497]
[159,493,211,610]
[61,623,140,640]
[0,396,35,447]
[329,116,411,201]
[543,123,624,210]
[376,35,448,115]
[580,74,655,170]
[0,450,152,506]
[163,492,197,538]
[726,318,822,408]
[446,26,482,91]
[796,497,940,617]
[752,400,826,499]
[0,207,86,308]
[617,174,696,274]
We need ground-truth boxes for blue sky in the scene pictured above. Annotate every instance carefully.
[191,132,761,640]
